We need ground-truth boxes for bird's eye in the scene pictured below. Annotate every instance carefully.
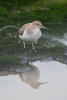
[37,24,39,25]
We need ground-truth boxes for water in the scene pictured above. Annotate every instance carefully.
[0,31,67,100]
[0,61,67,100]
[0,17,67,100]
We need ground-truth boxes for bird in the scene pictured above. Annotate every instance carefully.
[18,21,48,52]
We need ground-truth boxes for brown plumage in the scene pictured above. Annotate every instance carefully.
[18,21,48,52]
[18,21,45,35]
[18,23,33,35]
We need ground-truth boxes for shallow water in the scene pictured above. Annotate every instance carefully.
[0,60,67,100]
[0,18,67,100]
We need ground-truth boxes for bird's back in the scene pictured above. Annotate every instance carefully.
[18,23,32,35]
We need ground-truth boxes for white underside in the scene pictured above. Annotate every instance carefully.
[19,28,41,42]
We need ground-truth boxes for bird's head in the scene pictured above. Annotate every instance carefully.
[32,21,48,29]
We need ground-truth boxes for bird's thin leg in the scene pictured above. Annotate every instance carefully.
[32,42,36,52]
[32,42,35,50]
[23,41,26,48]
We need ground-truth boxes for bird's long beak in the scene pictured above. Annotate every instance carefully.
[40,25,48,29]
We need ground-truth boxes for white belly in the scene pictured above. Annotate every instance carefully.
[19,29,41,42]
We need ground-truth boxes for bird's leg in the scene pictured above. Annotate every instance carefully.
[23,41,26,48]
[32,42,36,52]
[32,42,35,50]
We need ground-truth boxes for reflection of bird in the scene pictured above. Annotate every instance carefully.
[0,64,48,89]
[18,21,48,52]
[19,65,48,89]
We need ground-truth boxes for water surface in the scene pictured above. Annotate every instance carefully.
[0,60,67,100]
[0,13,67,100]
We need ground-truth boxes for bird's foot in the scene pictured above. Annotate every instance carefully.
[32,48,37,53]
[32,42,36,53]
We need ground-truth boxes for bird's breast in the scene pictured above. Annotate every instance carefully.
[32,28,41,39]
[19,28,41,41]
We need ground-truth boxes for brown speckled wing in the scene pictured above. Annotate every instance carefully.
[18,23,33,35]
[18,24,27,35]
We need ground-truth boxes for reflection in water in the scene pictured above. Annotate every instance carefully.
[0,63,48,89]
[19,64,48,89]
[0,61,67,100]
